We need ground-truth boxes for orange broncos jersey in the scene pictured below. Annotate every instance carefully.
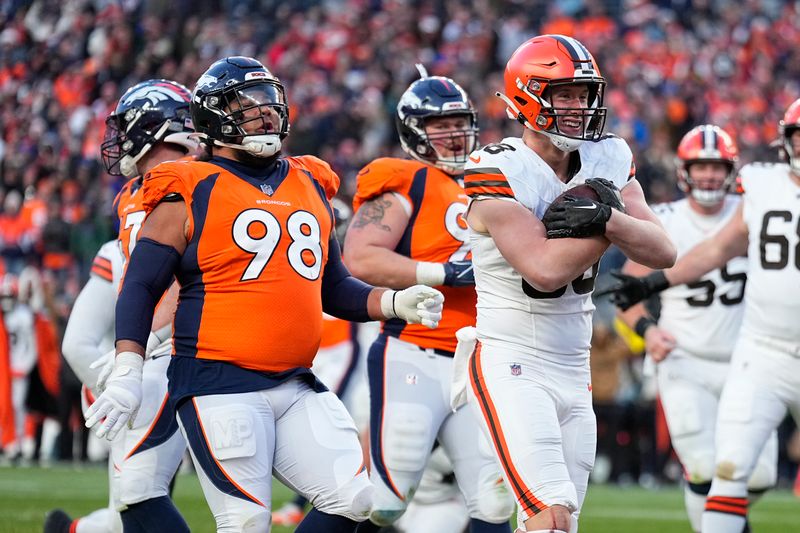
[114,156,197,265]
[113,176,145,265]
[353,157,476,353]
[141,155,338,372]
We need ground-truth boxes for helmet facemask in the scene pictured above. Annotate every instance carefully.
[680,161,736,207]
[197,81,289,158]
[782,125,800,174]
[399,113,478,174]
[522,78,607,152]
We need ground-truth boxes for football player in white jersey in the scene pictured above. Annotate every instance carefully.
[458,34,676,533]
[607,125,777,533]
[600,99,800,533]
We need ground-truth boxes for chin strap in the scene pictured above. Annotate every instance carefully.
[212,133,282,158]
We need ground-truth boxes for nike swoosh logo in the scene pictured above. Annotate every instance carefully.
[575,205,597,209]
[469,155,481,164]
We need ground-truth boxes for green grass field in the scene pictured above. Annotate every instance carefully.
[1,465,798,532]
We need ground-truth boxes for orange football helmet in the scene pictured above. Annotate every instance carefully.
[778,97,800,173]
[676,124,739,206]
[497,34,607,152]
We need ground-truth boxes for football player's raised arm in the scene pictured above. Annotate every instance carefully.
[115,200,188,356]
[344,192,417,288]
[664,202,748,287]
[604,179,677,268]
[471,198,608,293]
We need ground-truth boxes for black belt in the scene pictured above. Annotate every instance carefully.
[424,347,456,358]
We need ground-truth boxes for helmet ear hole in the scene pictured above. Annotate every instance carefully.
[514,96,528,106]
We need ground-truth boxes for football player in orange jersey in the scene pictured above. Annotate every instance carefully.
[46,79,197,533]
[84,57,444,533]
[271,197,372,527]
[345,66,514,533]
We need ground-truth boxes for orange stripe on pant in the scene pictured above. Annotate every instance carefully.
[124,393,170,460]
[193,397,265,507]
[468,342,547,516]
[378,339,405,501]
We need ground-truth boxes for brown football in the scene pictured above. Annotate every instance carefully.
[546,183,600,213]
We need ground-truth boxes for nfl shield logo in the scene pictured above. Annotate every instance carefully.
[510,363,521,376]
[260,183,274,196]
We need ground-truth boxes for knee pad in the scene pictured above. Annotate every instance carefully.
[118,468,159,506]
[314,469,374,522]
[470,468,515,523]
[240,510,271,533]
[681,451,716,484]
[370,508,406,527]
[381,403,433,473]
[747,461,777,491]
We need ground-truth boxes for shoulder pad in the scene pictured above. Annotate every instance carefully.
[289,155,340,200]
[141,160,193,213]
[353,158,422,211]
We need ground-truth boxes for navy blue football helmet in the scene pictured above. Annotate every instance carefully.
[396,65,478,174]
[101,79,196,177]
[191,56,289,158]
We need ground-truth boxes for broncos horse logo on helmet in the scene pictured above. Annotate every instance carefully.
[101,79,196,177]
[190,56,290,159]
[396,64,479,175]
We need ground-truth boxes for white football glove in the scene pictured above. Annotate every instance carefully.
[84,352,143,440]
[381,285,444,329]
[91,328,170,393]
[90,348,116,393]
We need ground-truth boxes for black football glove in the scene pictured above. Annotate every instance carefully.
[594,271,670,310]
[542,196,612,239]
[443,260,475,287]
[585,178,626,213]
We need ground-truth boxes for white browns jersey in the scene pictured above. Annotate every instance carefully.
[464,135,634,361]
[740,162,800,342]
[652,197,746,361]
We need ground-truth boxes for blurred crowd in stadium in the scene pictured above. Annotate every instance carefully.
[0,0,798,490]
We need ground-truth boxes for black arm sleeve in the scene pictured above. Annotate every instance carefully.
[321,235,374,322]
[115,238,181,348]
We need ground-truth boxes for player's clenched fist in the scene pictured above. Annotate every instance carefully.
[84,352,144,440]
[381,285,444,329]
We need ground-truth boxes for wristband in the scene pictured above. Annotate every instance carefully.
[115,351,145,374]
[416,262,446,286]
[380,290,398,320]
[634,317,657,338]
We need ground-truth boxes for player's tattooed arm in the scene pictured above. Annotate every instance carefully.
[351,196,394,231]
[344,192,416,288]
